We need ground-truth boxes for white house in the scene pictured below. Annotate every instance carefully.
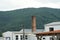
[36,22,60,40]
[44,22,60,40]
[2,29,44,40]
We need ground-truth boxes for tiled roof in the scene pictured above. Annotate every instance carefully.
[36,30,60,36]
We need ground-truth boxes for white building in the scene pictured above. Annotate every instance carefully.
[2,29,44,40]
[36,22,60,40]
[44,22,60,40]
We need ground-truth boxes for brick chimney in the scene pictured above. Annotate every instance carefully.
[32,16,36,32]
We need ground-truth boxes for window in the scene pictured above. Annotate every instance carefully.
[20,35,28,40]
[25,35,28,39]
[20,35,23,40]
[6,37,10,40]
[43,38,45,40]
[16,35,18,40]
[49,27,54,31]
[43,38,45,39]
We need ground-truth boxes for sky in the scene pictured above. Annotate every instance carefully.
[0,0,60,11]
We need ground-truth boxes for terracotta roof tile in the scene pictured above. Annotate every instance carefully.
[36,30,60,36]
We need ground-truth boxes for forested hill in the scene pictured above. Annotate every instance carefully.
[0,7,60,36]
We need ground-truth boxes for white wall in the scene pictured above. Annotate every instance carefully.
[14,33,37,40]
[3,31,37,40]
[45,25,60,32]
[0,37,3,40]
[3,31,13,40]
[44,22,60,40]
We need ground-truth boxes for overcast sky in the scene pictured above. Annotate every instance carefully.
[0,0,60,11]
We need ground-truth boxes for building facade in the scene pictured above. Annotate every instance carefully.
[36,22,60,40]
[3,29,44,40]
[44,22,60,40]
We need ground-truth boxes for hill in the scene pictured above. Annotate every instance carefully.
[0,7,60,36]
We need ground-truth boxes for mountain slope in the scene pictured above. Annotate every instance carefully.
[0,7,60,36]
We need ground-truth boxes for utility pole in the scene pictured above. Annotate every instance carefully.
[22,24,25,40]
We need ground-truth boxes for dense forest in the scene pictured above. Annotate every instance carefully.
[0,7,60,36]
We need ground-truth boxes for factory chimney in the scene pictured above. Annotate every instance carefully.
[32,16,36,32]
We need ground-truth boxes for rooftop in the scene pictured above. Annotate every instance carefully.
[3,29,44,34]
[36,30,60,36]
[45,21,60,26]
